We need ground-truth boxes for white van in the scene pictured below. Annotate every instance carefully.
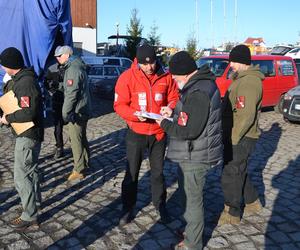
[82,56,132,69]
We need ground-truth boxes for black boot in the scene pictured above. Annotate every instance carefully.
[119,208,134,226]
[54,147,64,159]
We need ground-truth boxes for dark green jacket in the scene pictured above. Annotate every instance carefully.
[5,68,44,141]
[62,56,91,122]
[222,65,264,145]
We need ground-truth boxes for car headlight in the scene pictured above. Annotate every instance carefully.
[284,93,292,100]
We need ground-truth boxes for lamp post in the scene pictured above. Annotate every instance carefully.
[116,22,120,47]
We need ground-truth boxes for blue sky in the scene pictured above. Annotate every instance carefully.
[97,0,300,49]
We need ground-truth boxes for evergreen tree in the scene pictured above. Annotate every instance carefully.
[186,35,199,60]
[148,21,161,47]
[126,8,143,60]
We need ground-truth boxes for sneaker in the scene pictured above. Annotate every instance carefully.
[244,199,262,216]
[157,206,171,224]
[217,207,240,226]
[119,209,134,226]
[67,171,84,181]
[10,217,38,230]
[54,147,64,159]
[174,241,190,250]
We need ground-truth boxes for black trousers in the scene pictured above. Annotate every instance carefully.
[52,107,64,148]
[122,129,167,211]
[221,137,259,216]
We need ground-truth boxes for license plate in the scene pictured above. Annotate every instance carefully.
[295,104,300,110]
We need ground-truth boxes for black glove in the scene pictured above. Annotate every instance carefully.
[65,112,76,124]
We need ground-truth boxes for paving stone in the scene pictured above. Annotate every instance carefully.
[0,225,14,236]
[56,237,81,248]
[226,234,248,244]
[206,236,229,248]
[52,229,70,240]
[238,224,260,235]
[250,234,265,245]
[7,240,31,250]
[216,224,238,234]
[138,239,161,250]
[267,231,292,244]
[33,236,54,248]
[235,242,256,250]
[0,233,22,245]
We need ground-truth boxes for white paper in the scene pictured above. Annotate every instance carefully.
[134,111,173,121]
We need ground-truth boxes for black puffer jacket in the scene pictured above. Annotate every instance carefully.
[6,68,44,141]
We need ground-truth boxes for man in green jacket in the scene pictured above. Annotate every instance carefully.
[55,45,91,181]
[219,44,265,225]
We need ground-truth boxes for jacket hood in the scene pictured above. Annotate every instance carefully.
[65,55,86,70]
[233,64,265,81]
[182,64,216,92]
[12,67,36,81]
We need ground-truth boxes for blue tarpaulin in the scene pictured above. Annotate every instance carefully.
[0,0,73,95]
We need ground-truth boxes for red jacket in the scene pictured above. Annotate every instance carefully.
[114,59,179,140]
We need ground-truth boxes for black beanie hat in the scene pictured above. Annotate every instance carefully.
[136,44,156,64]
[169,51,197,75]
[229,44,251,65]
[0,47,24,69]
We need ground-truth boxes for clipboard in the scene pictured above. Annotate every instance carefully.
[0,90,34,135]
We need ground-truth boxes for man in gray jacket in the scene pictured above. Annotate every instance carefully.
[157,51,223,250]
[55,45,91,181]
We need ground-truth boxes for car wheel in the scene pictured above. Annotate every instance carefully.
[274,95,284,114]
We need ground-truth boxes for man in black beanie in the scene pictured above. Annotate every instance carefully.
[156,51,223,250]
[0,47,44,230]
[218,44,264,225]
[114,43,178,225]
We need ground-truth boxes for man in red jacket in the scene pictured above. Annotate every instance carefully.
[114,43,178,225]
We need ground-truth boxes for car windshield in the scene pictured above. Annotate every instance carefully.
[197,58,229,76]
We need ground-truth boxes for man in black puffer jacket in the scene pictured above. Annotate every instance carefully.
[0,47,44,230]
[156,51,223,250]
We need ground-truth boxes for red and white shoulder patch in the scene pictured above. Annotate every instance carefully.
[20,96,30,108]
[178,112,188,126]
[236,96,245,109]
[67,79,73,86]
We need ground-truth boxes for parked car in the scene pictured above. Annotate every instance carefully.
[282,85,300,122]
[90,77,117,99]
[87,64,126,83]
[82,56,132,68]
[197,55,299,111]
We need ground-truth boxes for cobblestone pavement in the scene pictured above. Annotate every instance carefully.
[1,97,300,250]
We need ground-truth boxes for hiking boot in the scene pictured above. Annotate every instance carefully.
[10,217,38,230]
[156,206,171,224]
[67,171,84,181]
[217,206,240,226]
[15,204,41,214]
[119,209,134,226]
[244,199,262,216]
[54,147,64,159]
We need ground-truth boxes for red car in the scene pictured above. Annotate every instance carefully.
[197,55,299,111]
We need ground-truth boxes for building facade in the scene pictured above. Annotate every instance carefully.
[71,0,97,56]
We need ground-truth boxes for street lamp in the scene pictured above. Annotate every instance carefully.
[116,22,120,47]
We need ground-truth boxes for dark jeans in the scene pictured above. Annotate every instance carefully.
[122,129,166,211]
[221,137,259,216]
[52,108,64,148]
[178,162,210,250]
